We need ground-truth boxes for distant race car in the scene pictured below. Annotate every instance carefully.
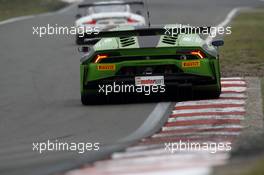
[78,26,224,105]
[75,1,146,45]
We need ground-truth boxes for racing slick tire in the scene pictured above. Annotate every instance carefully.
[81,93,107,105]
[76,35,84,45]
[81,93,98,105]
[194,88,221,100]
[208,89,221,99]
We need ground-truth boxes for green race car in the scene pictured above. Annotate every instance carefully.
[79,25,224,105]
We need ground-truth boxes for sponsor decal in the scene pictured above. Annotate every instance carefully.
[97,64,116,71]
[182,61,201,68]
[135,76,164,86]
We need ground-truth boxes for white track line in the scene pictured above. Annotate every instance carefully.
[152,131,241,138]
[112,147,230,159]
[162,124,243,131]
[57,1,81,14]
[129,168,211,175]
[221,77,245,80]
[222,87,247,92]
[95,153,229,167]
[141,135,236,143]
[168,115,244,122]
[120,102,171,142]
[221,81,246,85]
[176,99,245,107]
[206,7,244,43]
[126,140,233,152]
[220,93,246,98]
[126,144,164,152]
[112,148,169,159]
[72,168,211,175]
[0,16,35,25]
[172,107,245,114]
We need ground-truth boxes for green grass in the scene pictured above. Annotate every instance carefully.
[0,0,68,21]
[244,158,264,175]
[220,9,264,77]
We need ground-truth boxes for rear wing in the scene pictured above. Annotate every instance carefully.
[78,1,144,8]
[83,27,211,39]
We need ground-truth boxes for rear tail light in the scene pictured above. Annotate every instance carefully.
[190,50,206,59]
[127,18,139,23]
[178,50,206,59]
[94,54,109,63]
[83,20,97,25]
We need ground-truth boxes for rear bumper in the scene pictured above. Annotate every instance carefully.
[83,73,218,89]
[81,73,221,101]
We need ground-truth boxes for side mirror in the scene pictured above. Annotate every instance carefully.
[78,47,90,53]
[212,40,224,47]
[76,14,82,19]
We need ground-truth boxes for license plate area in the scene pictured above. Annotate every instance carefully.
[135,76,164,86]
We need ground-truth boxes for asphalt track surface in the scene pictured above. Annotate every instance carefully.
[0,0,263,175]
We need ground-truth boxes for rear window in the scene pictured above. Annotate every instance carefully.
[92,5,127,13]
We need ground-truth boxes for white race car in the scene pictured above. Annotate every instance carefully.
[75,1,146,45]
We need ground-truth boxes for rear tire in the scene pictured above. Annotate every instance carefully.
[192,86,221,100]
[81,93,91,105]
[208,89,221,99]
[199,89,221,100]
[76,35,84,45]
[81,93,107,105]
